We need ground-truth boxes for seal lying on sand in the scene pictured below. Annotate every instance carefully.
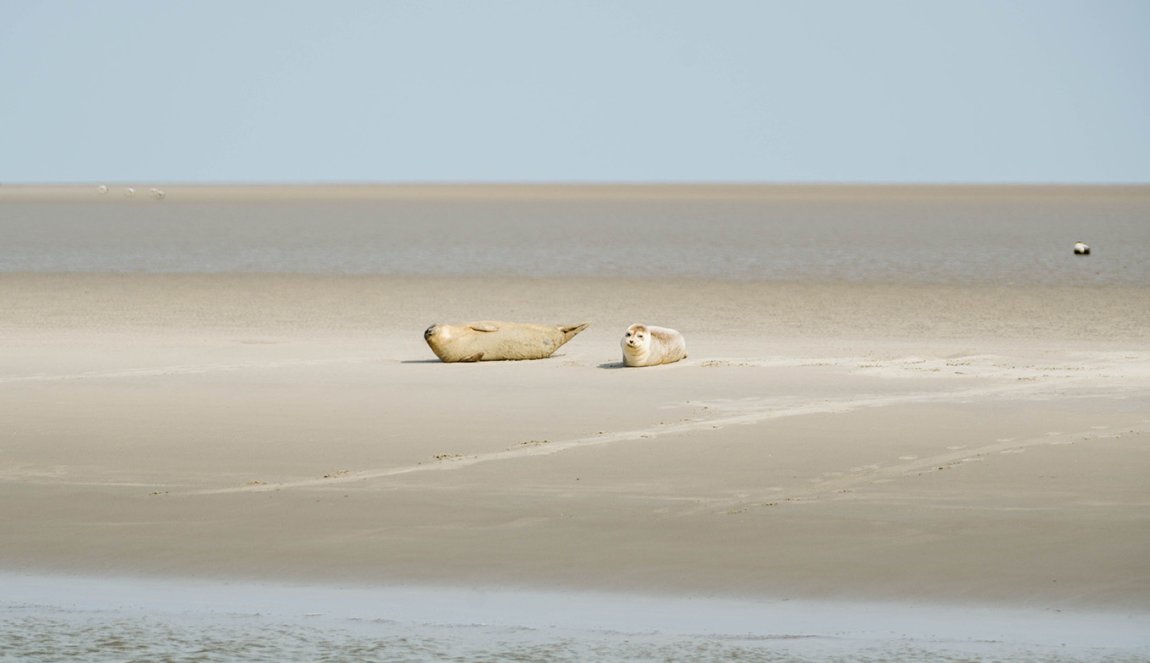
[621,323,687,367]
[424,321,590,362]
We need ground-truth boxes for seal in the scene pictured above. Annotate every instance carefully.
[620,323,687,367]
[424,321,590,362]
[1074,241,1090,255]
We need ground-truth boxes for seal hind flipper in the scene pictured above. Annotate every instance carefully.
[559,323,590,340]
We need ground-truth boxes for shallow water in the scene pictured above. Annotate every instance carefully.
[2,189,1147,285]
[3,574,1148,662]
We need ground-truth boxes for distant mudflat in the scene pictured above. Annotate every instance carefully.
[2,183,1148,284]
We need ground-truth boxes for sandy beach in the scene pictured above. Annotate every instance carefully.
[3,271,1149,602]
[2,185,1149,657]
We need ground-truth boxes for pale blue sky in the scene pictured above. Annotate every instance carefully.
[1,1,1147,184]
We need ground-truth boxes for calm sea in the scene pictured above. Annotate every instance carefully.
[3,574,1147,662]
[1,187,1147,285]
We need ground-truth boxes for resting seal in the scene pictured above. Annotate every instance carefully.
[1074,241,1090,255]
[621,323,687,367]
[424,321,589,362]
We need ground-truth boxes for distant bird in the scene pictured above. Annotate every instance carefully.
[150,188,166,200]
[124,187,136,197]
[97,184,108,194]
[1074,241,1090,256]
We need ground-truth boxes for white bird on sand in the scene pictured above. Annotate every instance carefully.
[97,184,108,194]
[124,187,136,197]
[150,188,166,200]
[1074,241,1090,255]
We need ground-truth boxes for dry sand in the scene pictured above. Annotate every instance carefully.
[2,272,1148,612]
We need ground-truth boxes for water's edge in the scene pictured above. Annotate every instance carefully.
[3,573,1148,662]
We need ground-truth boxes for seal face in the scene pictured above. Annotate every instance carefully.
[621,323,687,367]
[424,321,589,362]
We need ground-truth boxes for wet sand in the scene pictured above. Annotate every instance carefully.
[2,272,1148,611]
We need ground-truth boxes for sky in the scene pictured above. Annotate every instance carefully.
[1,1,1147,184]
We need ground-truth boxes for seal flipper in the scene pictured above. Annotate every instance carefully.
[469,323,499,332]
[458,351,485,362]
[559,323,590,341]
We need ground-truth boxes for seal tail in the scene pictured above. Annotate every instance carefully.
[559,322,590,341]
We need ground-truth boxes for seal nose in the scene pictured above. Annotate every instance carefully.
[424,324,438,339]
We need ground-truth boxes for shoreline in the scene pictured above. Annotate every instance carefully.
[6,573,1147,661]
[6,571,1148,639]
